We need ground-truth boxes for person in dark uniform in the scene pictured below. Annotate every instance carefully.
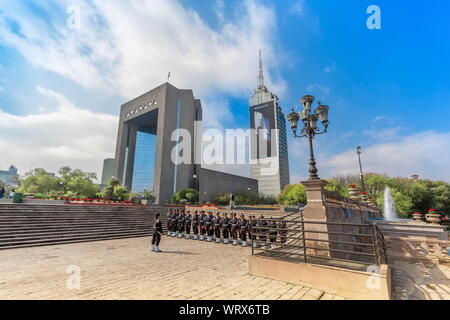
[171,211,179,237]
[239,214,248,247]
[151,213,163,252]
[178,210,186,238]
[230,213,239,245]
[214,212,222,243]
[279,220,287,245]
[268,218,278,249]
[199,211,207,240]
[192,211,199,240]
[184,210,192,239]
[166,209,173,236]
[250,215,258,247]
[258,215,268,249]
[221,213,230,244]
[205,211,214,242]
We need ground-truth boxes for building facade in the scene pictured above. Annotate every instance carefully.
[114,82,258,204]
[101,158,116,186]
[0,166,19,187]
[249,51,290,196]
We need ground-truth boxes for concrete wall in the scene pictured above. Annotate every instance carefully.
[249,255,392,300]
[301,179,381,260]
[199,168,258,203]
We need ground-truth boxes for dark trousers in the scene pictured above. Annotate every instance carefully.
[200,226,206,235]
[185,223,191,234]
[152,233,161,246]
[240,230,247,241]
[231,228,238,240]
[214,227,221,238]
[193,225,199,235]
[178,225,184,233]
[206,225,213,236]
[270,233,277,243]
[222,228,229,238]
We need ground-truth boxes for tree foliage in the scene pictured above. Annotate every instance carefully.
[277,184,306,205]
[18,167,100,198]
[171,189,199,204]
[325,173,450,218]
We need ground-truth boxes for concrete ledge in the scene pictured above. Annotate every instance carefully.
[248,255,391,300]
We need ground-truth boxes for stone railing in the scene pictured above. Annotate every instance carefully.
[384,236,450,263]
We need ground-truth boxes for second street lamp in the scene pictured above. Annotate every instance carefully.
[287,95,330,180]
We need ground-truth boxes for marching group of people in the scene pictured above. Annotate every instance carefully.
[165,208,288,248]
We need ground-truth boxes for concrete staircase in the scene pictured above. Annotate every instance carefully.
[0,204,167,250]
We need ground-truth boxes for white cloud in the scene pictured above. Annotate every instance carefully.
[0,87,118,177]
[306,83,330,96]
[363,127,402,141]
[289,1,305,17]
[0,0,285,103]
[324,63,336,73]
[321,131,450,182]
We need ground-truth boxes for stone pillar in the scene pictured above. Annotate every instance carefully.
[301,179,330,257]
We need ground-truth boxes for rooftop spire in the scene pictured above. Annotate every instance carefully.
[258,49,264,88]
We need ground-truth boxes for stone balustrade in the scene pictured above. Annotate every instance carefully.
[384,236,450,263]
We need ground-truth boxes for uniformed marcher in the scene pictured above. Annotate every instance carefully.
[205,211,214,242]
[268,217,278,249]
[221,213,230,244]
[250,215,258,247]
[199,211,207,240]
[192,211,199,240]
[214,212,222,243]
[230,213,239,245]
[184,210,192,239]
[178,210,186,238]
[166,209,173,236]
[171,211,179,237]
[279,220,287,245]
[151,213,163,252]
[258,215,268,249]
[238,214,248,247]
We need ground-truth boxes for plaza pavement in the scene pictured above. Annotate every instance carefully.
[1,236,448,300]
[0,236,345,300]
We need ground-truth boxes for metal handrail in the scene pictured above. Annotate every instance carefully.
[251,215,384,267]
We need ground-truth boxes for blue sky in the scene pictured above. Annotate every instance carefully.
[0,0,449,182]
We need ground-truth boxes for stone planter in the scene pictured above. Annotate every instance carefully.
[412,212,423,221]
[348,185,359,200]
[426,213,441,225]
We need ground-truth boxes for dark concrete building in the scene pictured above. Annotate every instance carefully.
[114,82,257,204]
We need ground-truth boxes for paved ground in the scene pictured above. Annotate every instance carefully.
[0,236,345,300]
[391,260,450,300]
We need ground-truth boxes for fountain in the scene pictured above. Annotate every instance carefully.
[383,187,398,221]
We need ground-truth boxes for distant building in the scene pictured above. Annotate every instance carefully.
[101,158,116,186]
[0,165,19,187]
[249,51,290,196]
[411,174,420,181]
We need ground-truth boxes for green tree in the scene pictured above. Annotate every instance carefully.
[18,169,61,194]
[277,184,306,205]
[324,178,350,197]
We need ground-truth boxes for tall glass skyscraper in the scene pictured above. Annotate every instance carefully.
[131,129,157,193]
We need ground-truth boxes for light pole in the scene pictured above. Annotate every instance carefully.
[286,95,329,180]
[356,146,366,194]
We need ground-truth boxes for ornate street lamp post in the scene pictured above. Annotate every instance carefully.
[356,146,366,194]
[286,95,329,180]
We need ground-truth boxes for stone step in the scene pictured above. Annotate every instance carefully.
[0,227,156,240]
[0,232,153,250]
[0,224,158,234]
